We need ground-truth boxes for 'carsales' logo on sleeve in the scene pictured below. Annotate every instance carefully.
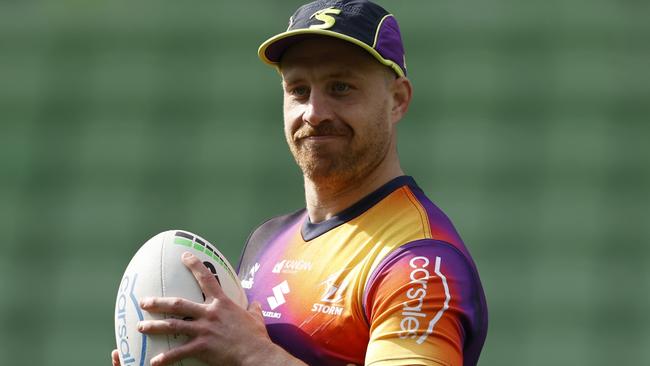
[399,256,451,344]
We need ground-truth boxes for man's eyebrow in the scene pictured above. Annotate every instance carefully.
[280,69,304,84]
[283,70,361,83]
[325,70,361,80]
[281,77,304,88]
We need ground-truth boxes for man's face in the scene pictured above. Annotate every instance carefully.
[280,37,396,185]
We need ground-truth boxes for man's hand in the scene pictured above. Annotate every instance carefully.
[111,349,120,366]
[130,252,305,366]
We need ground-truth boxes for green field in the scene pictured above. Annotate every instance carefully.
[0,1,648,365]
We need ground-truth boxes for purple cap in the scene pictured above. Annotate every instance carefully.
[258,0,407,77]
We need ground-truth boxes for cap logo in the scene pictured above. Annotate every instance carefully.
[309,7,342,30]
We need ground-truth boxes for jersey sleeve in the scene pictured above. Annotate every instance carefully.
[363,240,484,366]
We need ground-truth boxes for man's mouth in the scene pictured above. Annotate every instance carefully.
[296,134,347,145]
[300,134,342,139]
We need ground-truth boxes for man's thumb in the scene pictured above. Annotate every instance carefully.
[248,301,264,321]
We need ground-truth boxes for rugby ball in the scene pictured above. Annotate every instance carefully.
[114,230,247,366]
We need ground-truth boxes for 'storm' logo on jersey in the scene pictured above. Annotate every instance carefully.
[320,271,347,303]
[309,7,342,30]
[310,270,348,316]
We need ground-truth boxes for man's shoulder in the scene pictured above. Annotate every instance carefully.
[237,208,306,273]
[248,208,306,244]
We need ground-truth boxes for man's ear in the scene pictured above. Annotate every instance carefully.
[390,77,413,124]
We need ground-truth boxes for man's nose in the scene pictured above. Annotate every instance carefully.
[302,90,333,126]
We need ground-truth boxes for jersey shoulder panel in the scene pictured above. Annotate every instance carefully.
[236,209,305,275]
[363,239,488,366]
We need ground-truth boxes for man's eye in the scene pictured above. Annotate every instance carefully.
[291,86,309,97]
[332,82,351,94]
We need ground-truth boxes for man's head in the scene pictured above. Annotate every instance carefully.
[259,0,407,78]
[258,0,412,186]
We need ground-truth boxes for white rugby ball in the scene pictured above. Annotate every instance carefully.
[114,230,247,366]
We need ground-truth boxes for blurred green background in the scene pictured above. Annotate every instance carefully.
[1,0,648,365]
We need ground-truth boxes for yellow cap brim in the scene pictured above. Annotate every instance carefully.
[257,28,405,78]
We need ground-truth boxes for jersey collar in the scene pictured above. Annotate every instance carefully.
[301,175,418,241]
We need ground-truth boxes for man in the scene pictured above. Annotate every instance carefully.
[111,0,487,365]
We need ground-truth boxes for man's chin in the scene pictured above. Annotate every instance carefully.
[291,148,361,182]
[299,164,336,181]
[298,161,360,185]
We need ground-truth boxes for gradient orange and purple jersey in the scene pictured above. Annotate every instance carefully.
[238,176,487,366]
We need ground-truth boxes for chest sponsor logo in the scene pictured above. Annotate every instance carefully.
[263,280,290,319]
[241,262,260,289]
[311,270,348,317]
[399,256,451,344]
[271,259,312,274]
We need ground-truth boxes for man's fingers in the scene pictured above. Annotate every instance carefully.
[111,349,121,366]
[140,296,204,318]
[137,318,199,336]
[181,252,224,300]
[150,338,206,366]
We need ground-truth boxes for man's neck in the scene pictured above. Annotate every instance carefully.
[303,159,404,224]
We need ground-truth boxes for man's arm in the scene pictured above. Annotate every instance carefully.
[363,240,487,366]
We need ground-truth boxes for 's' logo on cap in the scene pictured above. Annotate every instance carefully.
[309,7,342,30]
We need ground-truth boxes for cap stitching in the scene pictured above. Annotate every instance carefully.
[372,14,393,49]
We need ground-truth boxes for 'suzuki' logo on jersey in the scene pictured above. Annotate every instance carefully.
[267,280,290,310]
[399,256,451,344]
